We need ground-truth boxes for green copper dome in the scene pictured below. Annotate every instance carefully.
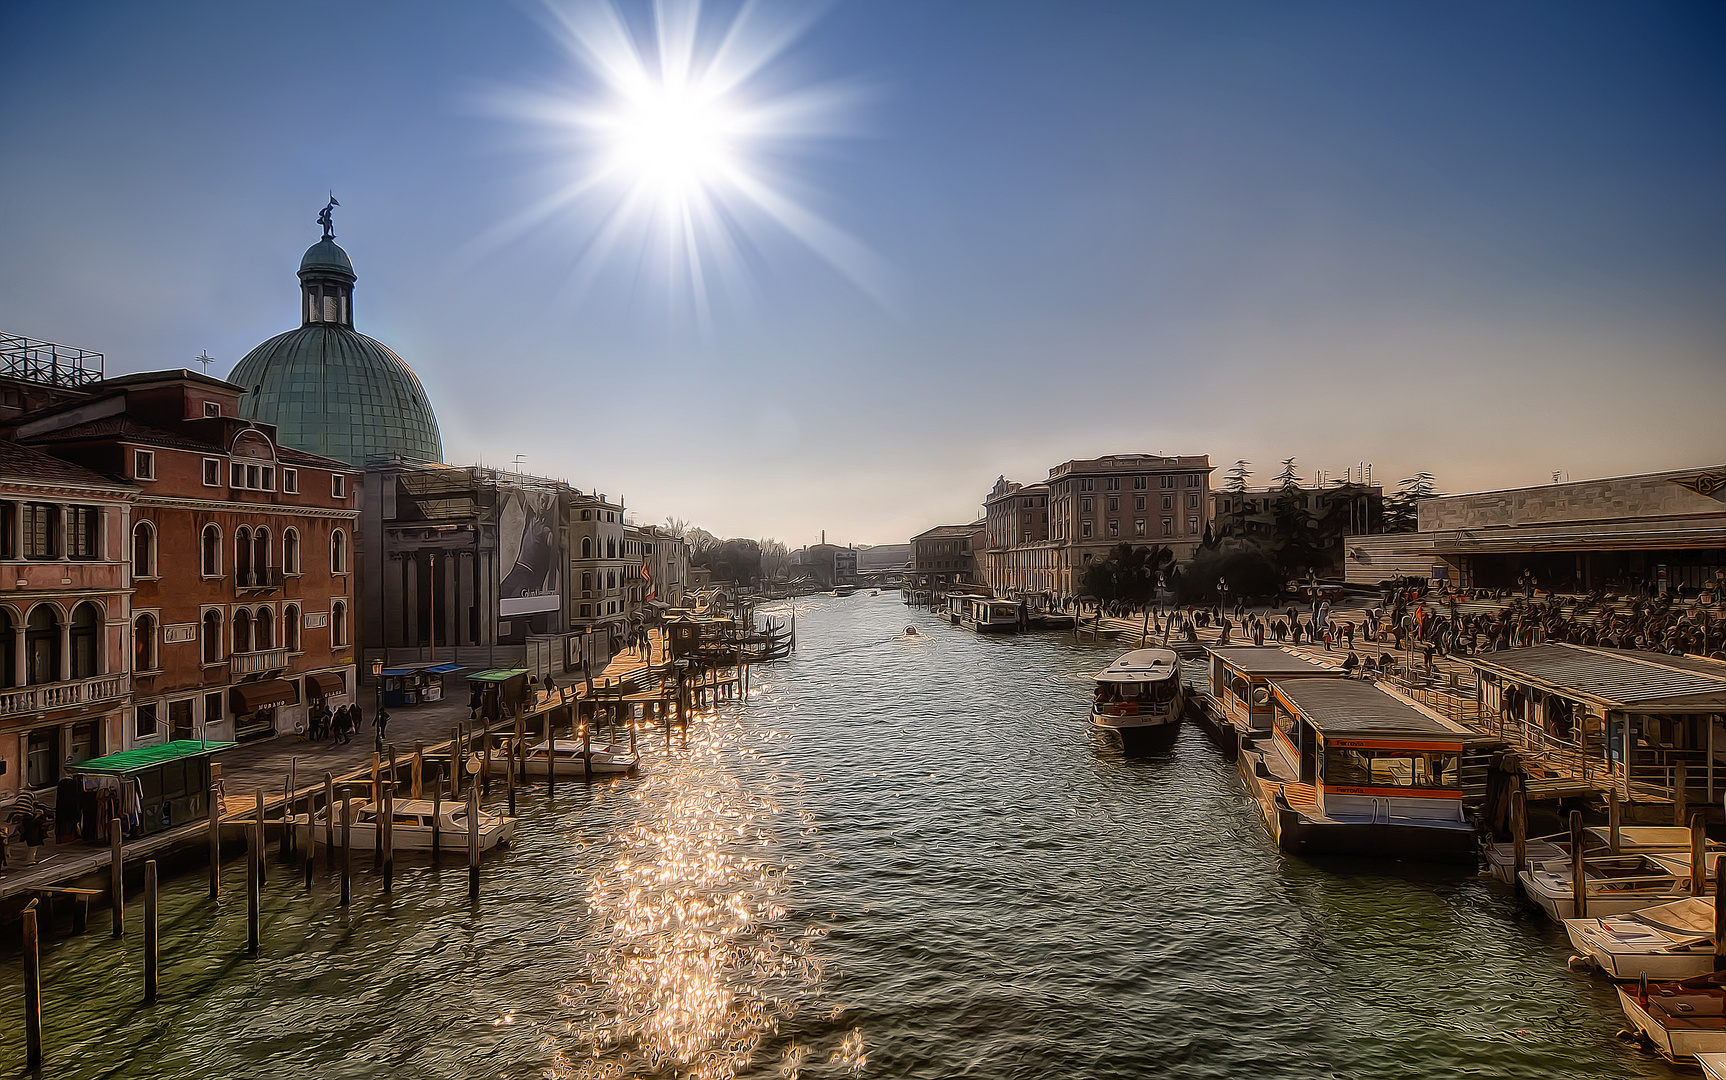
[228,228,442,467]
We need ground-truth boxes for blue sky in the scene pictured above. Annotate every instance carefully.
[2,1,1722,546]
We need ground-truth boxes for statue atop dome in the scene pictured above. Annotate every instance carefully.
[317,194,339,241]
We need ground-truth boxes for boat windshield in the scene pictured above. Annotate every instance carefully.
[1323,747,1460,790]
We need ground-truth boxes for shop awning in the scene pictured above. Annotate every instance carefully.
[231,679,300,712]
[307,671,346,696]
[466,668,528,683]
[72,740,236,775]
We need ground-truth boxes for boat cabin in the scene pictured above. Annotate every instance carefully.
[1094,650,1182,718]
[68,739,234,839]
[959,596,1022,633]
[1207,646,1345,736]
[1266,679,1471,825]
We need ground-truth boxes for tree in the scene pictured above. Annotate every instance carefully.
[1383,472,1442,533]
[1272,457,1302,488]
[758,538,791,579]
[1223,460,1252,494]
[661,516,690,540]
[1080,543,1174,606]
[696,537,762,586]
[1180,538,1283,604]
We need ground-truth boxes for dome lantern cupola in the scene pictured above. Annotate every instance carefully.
[299,196,356,328]
[227,201,443,468]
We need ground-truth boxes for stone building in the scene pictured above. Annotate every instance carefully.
[0,439,133,797]
[570,492,629,639]
[14,370,359,746]
[1044,454,1214,596]
[983,478,1054,597]
[910,522,986,591]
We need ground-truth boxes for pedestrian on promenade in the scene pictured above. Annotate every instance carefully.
[351,699,364,729]
[1343,622,1355,649]
[374,709,390,754]
[1342,651,1360,677]
[1291,620,1304,645]
[1323,627,1334,652]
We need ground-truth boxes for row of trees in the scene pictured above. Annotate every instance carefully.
[660,518,793,587]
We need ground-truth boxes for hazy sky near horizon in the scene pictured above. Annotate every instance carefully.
[2,1,1723,547]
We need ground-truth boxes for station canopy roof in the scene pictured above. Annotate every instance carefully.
[1468,644,1726,711]
[1271,679,1469,741]
[466,668,528,683]
[1208,646,1343,677]
[72,740,236,774]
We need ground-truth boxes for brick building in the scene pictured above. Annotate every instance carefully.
[14,371,360,746]
[983,477,1054,597]
[910,522,986,591]
[1045,454,1214,596]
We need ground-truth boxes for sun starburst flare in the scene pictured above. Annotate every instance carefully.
[482,0,893,328]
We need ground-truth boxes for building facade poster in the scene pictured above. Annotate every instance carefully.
[498,484,562,617]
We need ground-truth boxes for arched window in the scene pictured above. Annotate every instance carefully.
[253,528,270,580]
[581,537,593,559]
[331,530,347,574]
[255,607,273,650]
[202,609,222,664]
[607,539,616,559]
[27,606,63,684]
[132,521,156,578]
[202,524,221,576]
[607,571,617,589]
[331,600,347,647]
[132,613,156,674]
[582,571,592,592]
[284,604,300,652]
[283,529,300,575]
[0,609,15,687]
[235,527,253,585]
[70,602,102,679]
[233,608,253,655]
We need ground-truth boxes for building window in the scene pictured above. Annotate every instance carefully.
[581,509,591,521]
[1107,497,1118,512]
[64,507,98,560]
[261,467,274,490]
[233,609,253,654]
[203,458,221,487]
[284,604,300,652]
[134,702,158,742]
[204,401,221,417]
[202,524,221,576]
[134,613,158,673]
[1162,495,1173,511]
[204,692,223,729]
[1079,479,1094,492]
[132,521,156,578]
[255,607,274,650]
[1081,497,1092,513]
[26,606,60,684]
[330,600,347,646]
[1105,477,1120,491]
[1188,515,1200,533]
[1163,519,1174,537]
[582,571,592,593]
[581,537,592,559]
[1188,492,1201,510]
[1133,476,1147,490]
[1135,519,1146,536]
[70,602,102,679]
[1107,520,1119,537]
[235,526,252,583]
[230,463,243,488]
[1161,476,1175,489]
[580,604,592,618]
[282,468,298,494]
[283,529,300,575]
[1187,475,1201,487]
[252,527,269,580]
[202,610,222,664]
[1081,521,1092,538]
[24,503,58,559]
[330,530,347,574]
[134,450,155,480]
[332,475,346,499]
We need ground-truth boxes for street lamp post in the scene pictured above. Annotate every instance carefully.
[371,657,384,719]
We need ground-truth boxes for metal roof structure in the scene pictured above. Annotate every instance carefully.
[1272,679,1468,740]
[1468,644,1726,712]
[1208,646,1343,677]
[71,740,235,774]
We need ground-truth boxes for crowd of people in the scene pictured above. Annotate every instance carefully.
[301,700,391,750]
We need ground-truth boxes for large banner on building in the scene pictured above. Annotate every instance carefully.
[498,484,561,617]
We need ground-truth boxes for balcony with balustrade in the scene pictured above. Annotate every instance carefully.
[234,567,284,592]
[231,648,291,676]
[0,674,127,718]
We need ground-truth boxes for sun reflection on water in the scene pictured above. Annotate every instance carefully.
[553,714,844,1079]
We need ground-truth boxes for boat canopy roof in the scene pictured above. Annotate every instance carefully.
[1096,649,1180,683]
[1271,679,1469,741]
[71,739,235,774]
[1207,646,1342,677]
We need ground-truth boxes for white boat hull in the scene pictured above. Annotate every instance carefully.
[487,740,639,777]
[1519,865,1691,922]
[291,798,515,854]
[1619,985,1726,1062]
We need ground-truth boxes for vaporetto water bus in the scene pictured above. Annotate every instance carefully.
[1237,678,1477,862]
[1090,649,1186,744]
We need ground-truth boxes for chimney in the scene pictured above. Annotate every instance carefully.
[821,530,825,545]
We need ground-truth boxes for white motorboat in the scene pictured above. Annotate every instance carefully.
[1698,1052,1726,1079]
[292,798,515,853]
[1566,896,1720,980]
[1519,854,1696,922]
[1619,981,1726,1063]
[1091,649,1185,740]
[1485,826,1723,887]
[487,738,639,778]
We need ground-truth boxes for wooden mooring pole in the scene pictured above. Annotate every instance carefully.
[208,786,221,900]
[432,774,442,861]
[382,786,394,895]
[1510,784,1527,876]
[1693,814,1708,898]
[1677,763,1689,827]
[467,784,481,900]
[254,791,266,887]
[506,730,517,816]
[1609,788,1622,854]
[1570,810,1588,920]
[246,822,260,954]
[324,773,336,870]
[1716,868,1726,972]
[23,899,42,1070]
[340,797,352,907]
[143,861,159,1004]
[111,819,124,937]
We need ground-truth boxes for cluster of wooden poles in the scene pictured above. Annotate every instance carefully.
[14,695,704,1073]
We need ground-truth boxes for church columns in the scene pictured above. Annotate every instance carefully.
[404,553,420,649]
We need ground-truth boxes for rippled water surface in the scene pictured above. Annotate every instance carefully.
[0,594,1679,1078]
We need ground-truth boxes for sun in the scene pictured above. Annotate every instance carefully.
[487,0,891,325]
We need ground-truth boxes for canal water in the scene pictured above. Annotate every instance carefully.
[0,593,1674,1078]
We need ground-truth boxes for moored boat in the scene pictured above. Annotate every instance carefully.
[1091,649,1186,743]
[1519,854,1697,922]
[958,596,1023,634]
[1566,896,1720,980]
[1618,980,1726,1063]
[291,798,515,853]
